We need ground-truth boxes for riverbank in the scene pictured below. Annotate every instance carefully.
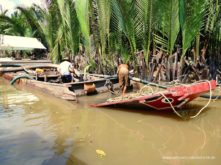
[0,77,220,165]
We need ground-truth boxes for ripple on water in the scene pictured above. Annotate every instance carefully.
[0,90,39,123]
[0,92,39,105]
[1,79,221,165]
[0,86,55,165]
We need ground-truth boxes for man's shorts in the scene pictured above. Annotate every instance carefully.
[61,74,72,83]
[118,67,129,87]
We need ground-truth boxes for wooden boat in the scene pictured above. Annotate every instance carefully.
[91,80,216,110]
[1,65,118,101]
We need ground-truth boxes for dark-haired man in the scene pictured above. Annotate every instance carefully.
[58,59,80,83]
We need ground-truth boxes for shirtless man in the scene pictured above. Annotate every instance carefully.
[117,64,129,97]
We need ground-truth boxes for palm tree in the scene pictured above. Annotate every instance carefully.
[181,0,207,61]
[15,1,80,63]
[75,0,90,58]
[112,0,137,58]
[0,10,32,36]
[135,0,154,63]
[1,0,221,80]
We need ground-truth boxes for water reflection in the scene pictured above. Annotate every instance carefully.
[0,78,221,165]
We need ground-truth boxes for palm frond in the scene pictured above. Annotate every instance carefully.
[153,0,180,55]
[181,0,207,56]
[205,0,220,33]
[111,0,137,54]
[96,0,111,55]
[0,15,25,36]
[16,7,46,44]
[75,0,90,47]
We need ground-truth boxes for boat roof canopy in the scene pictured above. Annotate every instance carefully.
[0,34,46,50]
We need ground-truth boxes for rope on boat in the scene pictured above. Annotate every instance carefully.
[200,84,221,99]
[139,85,154,95]
[106,79,212,118]
[158,80,213,119]
[172,79,218,100]
[130,76,221,99]
[190,80,212,119]
[107,85,162,102]
[159,92,184,119]
[158,80,212,118]
[10,74,34,85]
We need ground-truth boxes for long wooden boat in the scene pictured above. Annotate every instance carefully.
[91,80,216,110]
[1,65,118,101]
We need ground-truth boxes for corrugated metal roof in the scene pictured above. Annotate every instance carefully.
[0,34,46,50]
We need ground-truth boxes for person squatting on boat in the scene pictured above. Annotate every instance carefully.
[117,64,129,97]
[57,59,80,83]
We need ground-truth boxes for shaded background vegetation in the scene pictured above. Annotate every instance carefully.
[0,0,221,77]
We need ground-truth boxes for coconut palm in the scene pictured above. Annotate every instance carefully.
[205,0,221,68]
[153,0,180,56]
[181,0,207,60]
[0,10,32,36]
[111,0,137,59]
[135,0,154,63]
[15,0,80,63]
[1,0,221,79]
[75,0,90,57]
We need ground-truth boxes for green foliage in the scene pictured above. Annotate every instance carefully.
[0,11,33,36]
[0,0,221,72]
[96,0,111,55]
[135,0,154,62]
[111,0,137,54]
[181,0,207,56]
[153,0,180,55]
[75,0,90,51]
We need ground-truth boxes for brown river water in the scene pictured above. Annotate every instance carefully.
[0,78,221,165]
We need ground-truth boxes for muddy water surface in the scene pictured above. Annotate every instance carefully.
[0,78,221,165]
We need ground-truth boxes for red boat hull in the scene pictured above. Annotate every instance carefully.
[91,80,216,110]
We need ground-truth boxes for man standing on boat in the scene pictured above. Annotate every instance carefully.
[58,58,80,83]
[117,64,129,97]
